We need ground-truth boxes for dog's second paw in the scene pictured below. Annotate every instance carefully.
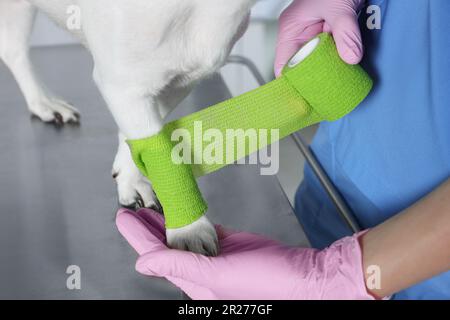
[29,97,80,125]
[166,216,219,256]
[114,169,159,211]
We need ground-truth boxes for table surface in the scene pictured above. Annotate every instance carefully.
[0,45,308,299]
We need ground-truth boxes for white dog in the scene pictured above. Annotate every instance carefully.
[0,0,256,255]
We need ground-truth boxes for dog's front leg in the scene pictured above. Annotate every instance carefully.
[0,0,79,124]
[80,0,218,255]
[93,67,218,256]
[112,81,194,210]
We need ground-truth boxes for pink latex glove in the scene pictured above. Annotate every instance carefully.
[116,208,375,300]
[275,0,365,77]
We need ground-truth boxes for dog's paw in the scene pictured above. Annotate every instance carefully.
[166,216,219,256]
[114,167,160,210]
[29,97,80,125]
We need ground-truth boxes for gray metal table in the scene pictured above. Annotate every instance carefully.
[0,45,308,299]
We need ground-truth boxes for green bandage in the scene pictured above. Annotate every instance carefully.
[128,33,373,229]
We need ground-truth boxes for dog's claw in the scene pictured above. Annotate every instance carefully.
[135,194,145,210]
[150,194,164,214]
[53,112,64,125]
[28,97,80,125]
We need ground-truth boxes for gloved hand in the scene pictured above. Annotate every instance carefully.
[116,208,374,300]
[275,0,365,77]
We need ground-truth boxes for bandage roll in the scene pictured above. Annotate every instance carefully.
[128,33,373,229]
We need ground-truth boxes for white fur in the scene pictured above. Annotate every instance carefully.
[0,0,256,255]
[166,216,219,256]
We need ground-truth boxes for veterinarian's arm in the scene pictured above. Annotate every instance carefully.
[116,179,450,299]
[274,0,365,77]
[360,178,450,299]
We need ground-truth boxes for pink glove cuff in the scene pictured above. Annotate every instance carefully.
[313,230,374,299]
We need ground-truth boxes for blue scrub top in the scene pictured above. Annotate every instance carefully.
[294,0,450,299]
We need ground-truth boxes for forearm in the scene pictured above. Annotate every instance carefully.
[361,178,450,298]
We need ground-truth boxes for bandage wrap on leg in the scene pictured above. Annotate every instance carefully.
[128,33,373,229]
[128,131,208,229]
